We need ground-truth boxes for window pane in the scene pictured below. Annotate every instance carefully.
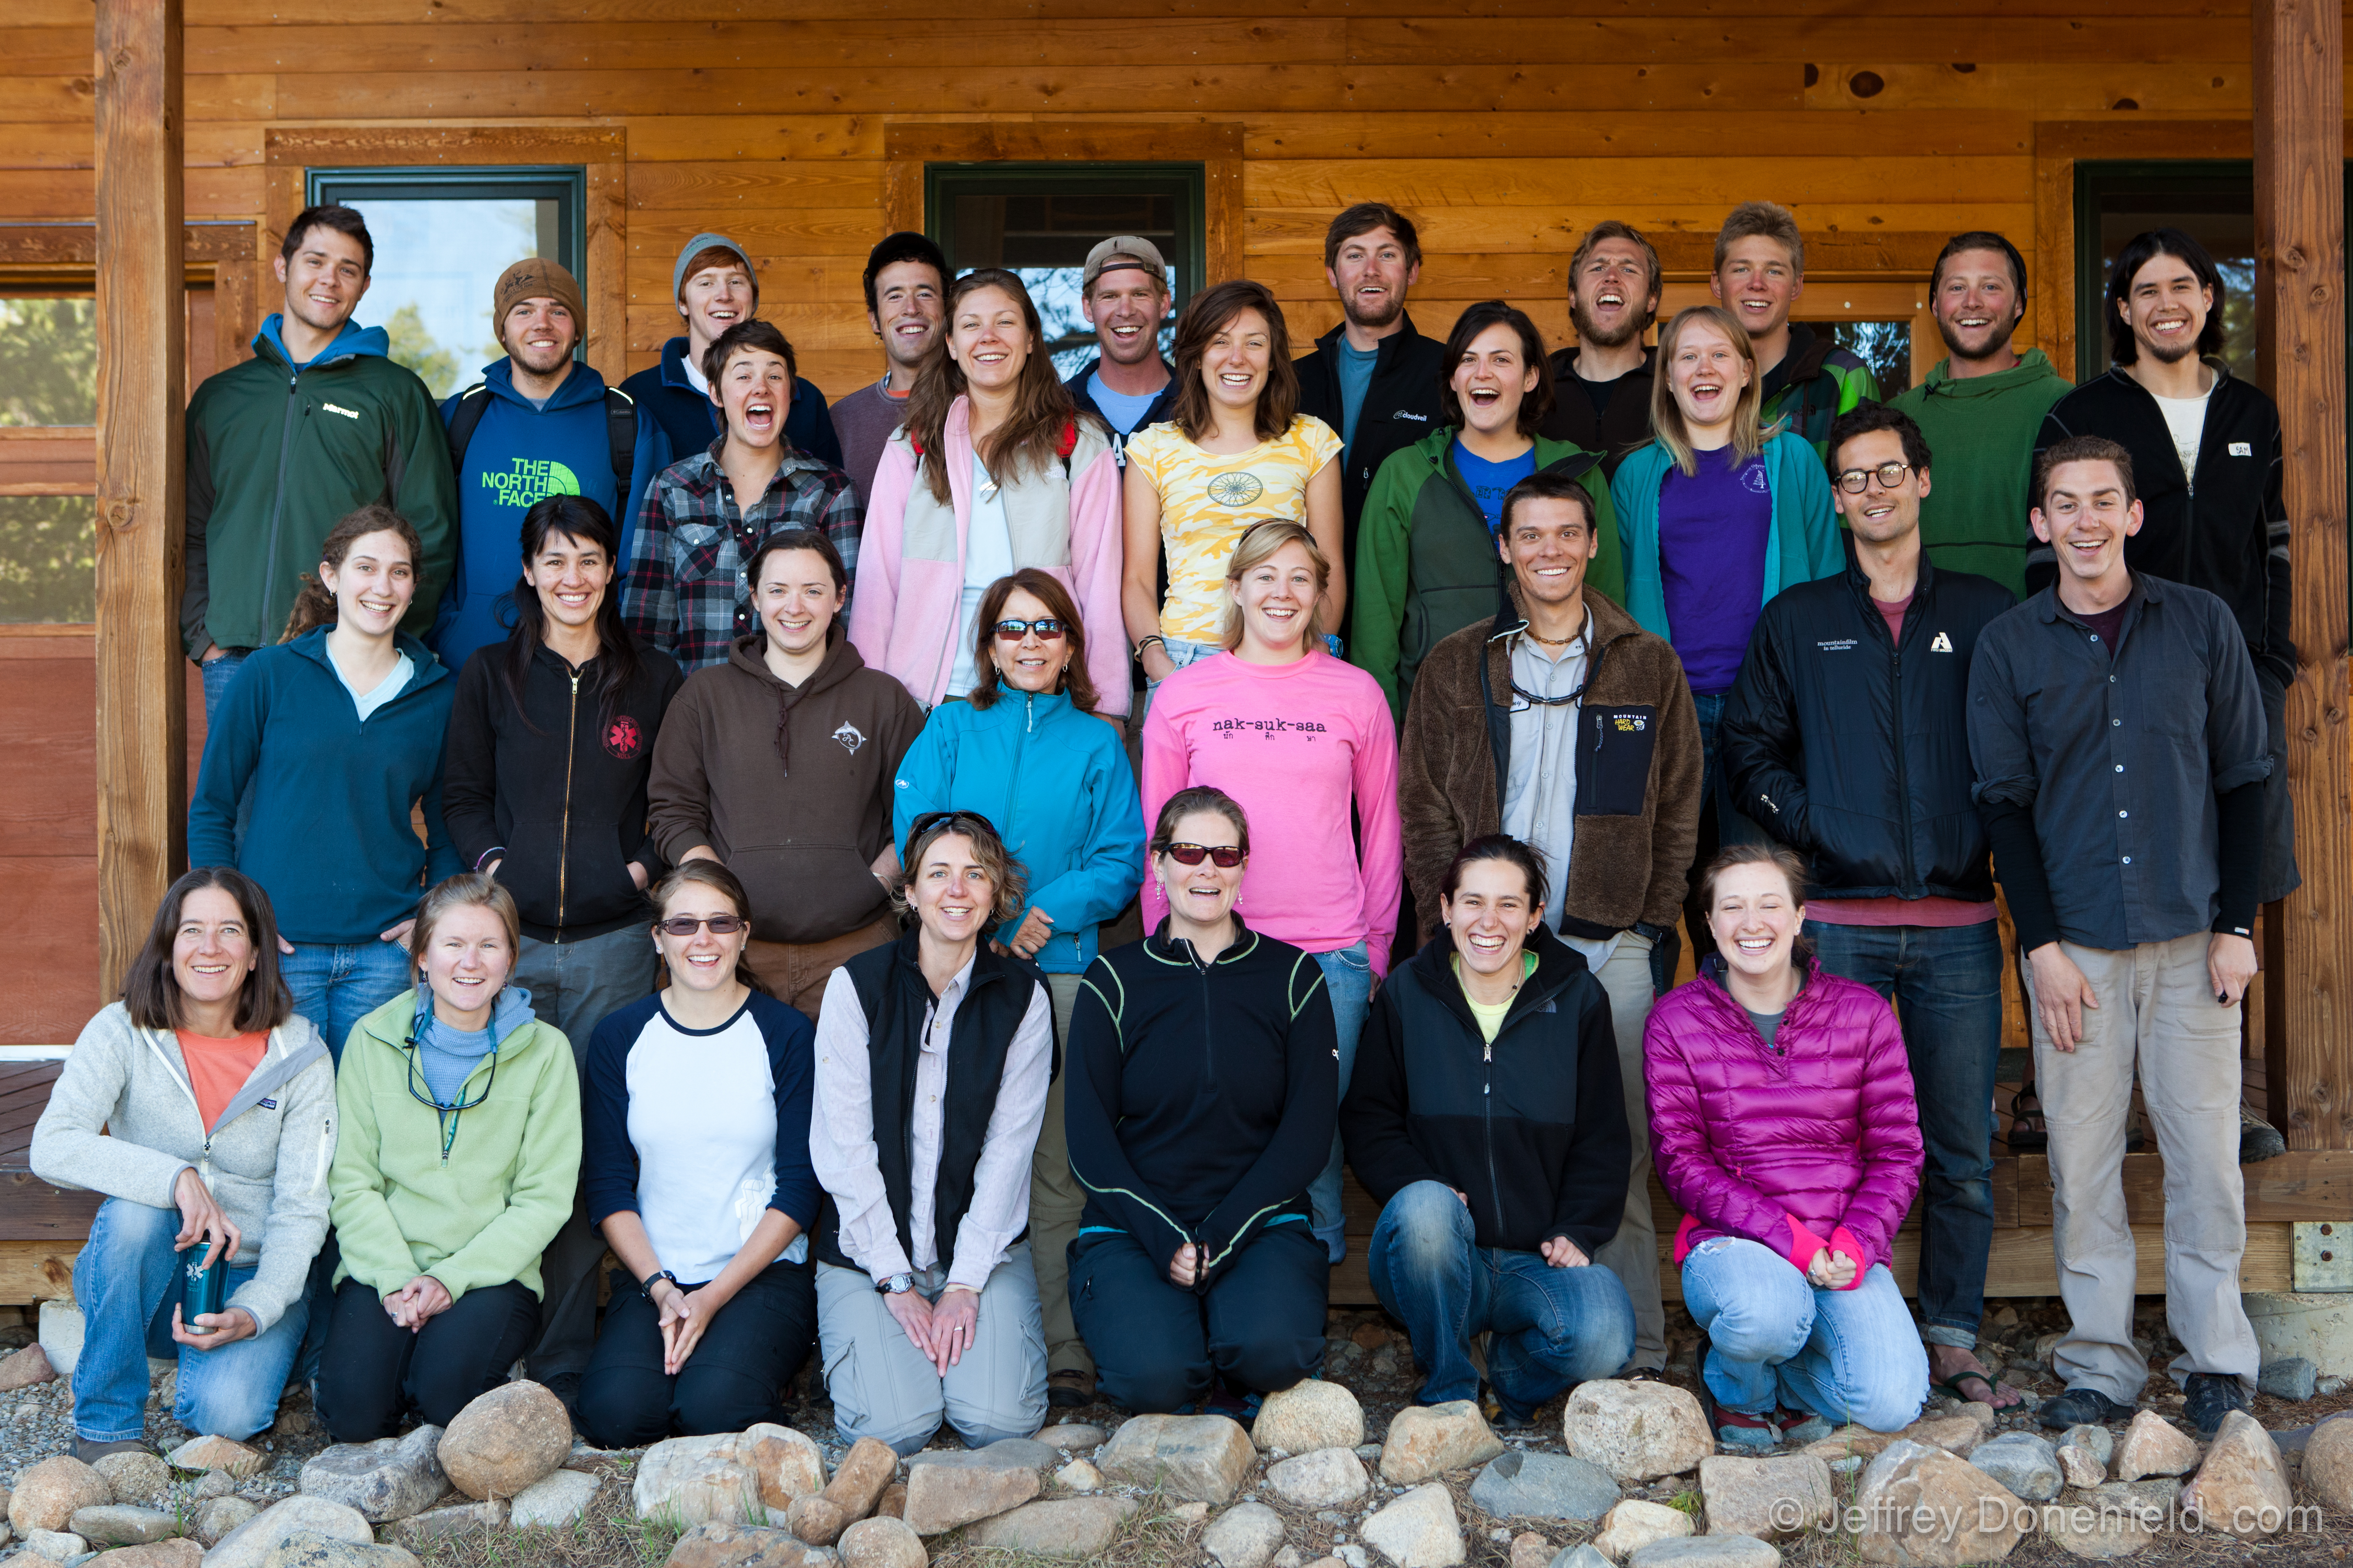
[337,198,543,399]
[1797,319,1913,398]
[0,496,96,622]
[0,299,97,427]
[2097,195,2256,379]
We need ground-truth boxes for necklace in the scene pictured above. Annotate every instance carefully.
[1523,627,1583,648]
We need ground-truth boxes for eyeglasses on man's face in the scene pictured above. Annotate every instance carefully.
[1834,462,1915,495]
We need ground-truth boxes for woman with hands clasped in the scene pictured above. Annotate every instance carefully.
[575,861,820,1445]
[1643,844,1928,1446]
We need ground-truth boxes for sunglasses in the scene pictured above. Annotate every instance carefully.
[1161,842,1245,868]
[909,809,1001,842]
[993,617,1067,641]
[656,914,747,937]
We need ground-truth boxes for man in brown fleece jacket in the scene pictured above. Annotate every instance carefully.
[1398,470,1702,1376]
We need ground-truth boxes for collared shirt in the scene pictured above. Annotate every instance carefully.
[807,955,1054,1288]
[1500,619,1591,936]
[1967,573,2268,950]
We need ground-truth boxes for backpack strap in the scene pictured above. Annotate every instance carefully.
[443,383,491,476]
[604,387,638,497]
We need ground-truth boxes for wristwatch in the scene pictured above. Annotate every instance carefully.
[639,1269,680,1302]
[877,1272,916,1296]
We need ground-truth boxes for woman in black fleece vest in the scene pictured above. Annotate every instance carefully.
[1065,786,1337,1414]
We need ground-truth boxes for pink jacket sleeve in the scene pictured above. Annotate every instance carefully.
[1351,684,1402,978]
[1137,693,1186,933]
[1066,442,1131,718]
[1641,991,1815,1271]
[847,440,914,677]
[1833,995,1925,1276]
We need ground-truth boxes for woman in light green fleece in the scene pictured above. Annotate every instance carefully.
[318,872,580,1441]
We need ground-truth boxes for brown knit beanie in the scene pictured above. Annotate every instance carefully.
[492,258,586,343]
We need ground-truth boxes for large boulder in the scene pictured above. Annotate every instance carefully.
[2177,1409,2292,1539]
[2304,1414,2353,1513]
[256,1536,423,1568]
[1266,1447,1369,1510]
[820,1436,898,1521]
[66,1503,180,1545]
[1469,1451,1620,1524]
[438,1382,573,1500]
[300,1426,450,1521]
[510,1468,602,1529]
[1201,1501,1287,1568]
[1968,1433,2061,1504]
[2110,1412,2198,1482]
[968,1496,1138,1559]
[1361,1483,1465,1568]
[1591,1499,1693,1563]
[1254,1381,1365,1453]
[1096,1413,1258,1503]
[7,1456,109,1533]
[635,1425,829,1525]
[899,1451,1038,1536]
[202,1496,377,1568]
[1562,1382,1710,1483]
[1697,1455,1835,1540]
[1379,1401,1505,1484]
[837,1516,928,1568]
[1853,1439,2029,1567]
[91,1449,171,1506]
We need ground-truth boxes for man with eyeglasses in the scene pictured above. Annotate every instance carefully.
[1720,404,2019,1412]
[1399,470,1701,1377]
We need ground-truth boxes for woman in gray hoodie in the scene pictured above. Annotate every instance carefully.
[32,868,336,1460]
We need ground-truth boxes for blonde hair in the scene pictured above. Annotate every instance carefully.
[406,872,521,969]
[1218,519,1331,652]
[1650,306,1766,478]
[1714,200,1805,276]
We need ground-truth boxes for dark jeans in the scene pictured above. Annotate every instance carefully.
[1682,691,1763,967]
[315,1277,539,1441]
[1069,1225,1328,1414]
[577,1260,816,1448]
[1809,919,2004,1348]
[1366,1182,1634,1420]
[2255,662,2300,905]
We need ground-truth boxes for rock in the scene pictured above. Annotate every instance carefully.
[437,1381,572,1501]
[2056,1445,2108,1491]
[1470,1451,1620,1524]
[1096,1413,1258,1503]
[300,1426,449,1521]
[788,1497,849,1546]
[1967,1433,2061,1503]
[837,1515,927,1568]
[1272,1547,1305,1568]
[1592,1499,1694,1562]
[1379,1401,1506,1485]
[1361,1483,1464,1568]
[2062,1425,2114,1469]
[8,1456,110,1532]
[1853,1440,2029,1567]
[1549,1548,1614,1568]
[2304,1414,2353,1512]
[1255,1381,1366,1453]
[1800,1429,1895,1462]
[22,1529,86,1560]
[1625,1539,1781,1568]
[0,1341,55,1391]
[510,1467,602,1528]
[257,1536,423,1568]
[2037,1486,2167,1559]
[1335,1550,1368,1568]
[2178,1409,2292,1539]
[1054,1459,1101,1493]
[202,1496,377,1568]
[66,1504,179,1545]
[2256,1357,2316,1402]
[1697,1455,1833,1540]
[969,1497,1139,1558]
[1562,1382,1711,1484]
[195,1470,238,1499]
[2111,1412,2199,1481]
[1037,1424,1106,1451]
[1266,1447,1368,1510]
[165,1434,266,1478]
[875,1483,905,1520]
[899,1452,1038,1536]
[91,1450,170,1506]
[197,1495,263,1545]
[910,1436,1062,1473]
[37,1297,83,1377]
[1953,1402,1996,1434]
[90,1543,204,1568]
[662,1520,827,1568]
[1892,1416,1984,1457]
[820,1436,898,1523]
[1168,1501,1211,1526]
[1202,1501,1287,1568]
[1509,1531,1551,1568]
[635,1426,828,1525]
[389,1500,508,1548]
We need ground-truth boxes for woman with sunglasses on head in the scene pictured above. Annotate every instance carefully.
[1140,519,1400,1264]
[851,270,1129,719]
[648,529,925,1021]
[1065,787,1337,1414]
[317,872,581,1442]
[808,812,1054,1455]
[890,569,1143,1408]
[575,861,821,1445]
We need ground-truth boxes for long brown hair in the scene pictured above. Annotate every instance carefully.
[965,569,1100,715]
[649,860,770,995]
[280,504,424,642]
[1650,305,1765,478]
[1167,279,1299,444]
[122,867,293,1034]
[904,269,1080,505]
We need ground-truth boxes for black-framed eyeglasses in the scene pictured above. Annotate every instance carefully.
[1834,462,1914,494]
[993,617,1067,642]
[1161,842,1244,868]
[655,914,748,937]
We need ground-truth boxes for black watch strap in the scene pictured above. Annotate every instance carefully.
[640,1269,679,1301]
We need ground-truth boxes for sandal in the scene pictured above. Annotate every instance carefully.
[1934,1372,2024,1411]
[2007,1089,2048,1152]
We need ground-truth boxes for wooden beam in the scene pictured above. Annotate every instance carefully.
[2254,0,2353,1150]
[92,0,187,1001]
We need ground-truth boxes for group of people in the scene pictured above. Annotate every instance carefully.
[28,190,2292,1463]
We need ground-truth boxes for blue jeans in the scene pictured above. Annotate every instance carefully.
[1307,941,1373,1262]
[281,938,413,1065]
[1681,1235,1927,1433]
[199,649,258,850]
[1368,1182,1634,1420]
[71,1197,309,1442]
[1809,919,2004,1349]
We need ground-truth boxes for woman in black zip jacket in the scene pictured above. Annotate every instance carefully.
[1339,834,1634,1425]
[1064,785,1338,1415]
[441,492,684,1403]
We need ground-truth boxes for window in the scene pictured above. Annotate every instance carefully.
[307,168,586,399]
[2074,162,2256,383]
[927,164,1205,378]
[0,296,97,622]
[1796,319,1913,398]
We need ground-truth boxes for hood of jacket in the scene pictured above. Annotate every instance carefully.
[725,624,868,707]
[474,354,613,414]
[254,314,388,372]
[410,982,539,1049]
[1915,347,2065,401]
[286,625,452,696]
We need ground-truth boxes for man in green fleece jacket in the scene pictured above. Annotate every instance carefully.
[1889,232,2071,596]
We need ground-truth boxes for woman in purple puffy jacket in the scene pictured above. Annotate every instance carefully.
[1644,843,1928,1446]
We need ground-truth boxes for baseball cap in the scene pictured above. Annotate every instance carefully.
[1082,236,1169,292]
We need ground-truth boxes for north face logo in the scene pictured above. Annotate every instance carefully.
[833,721,866,754]
[1930,632,1955,653]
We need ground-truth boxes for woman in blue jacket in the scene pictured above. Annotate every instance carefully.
[890,567,1144,1409]
[1609,305,1840,962]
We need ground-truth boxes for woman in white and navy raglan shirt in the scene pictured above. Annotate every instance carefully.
[574,860,821,1446]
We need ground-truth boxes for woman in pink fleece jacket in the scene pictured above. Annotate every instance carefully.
[1644,843,1927,1446]
[1141,519,1400,1265]
[849,269,1129,718]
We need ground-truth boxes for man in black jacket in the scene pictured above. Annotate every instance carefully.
[1721,405,2018,1411]
[1293,202,1448,640]
[1539,221,1661,476]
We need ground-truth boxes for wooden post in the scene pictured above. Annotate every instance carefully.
[2253,0,2352,1149]
[93,0,186,999]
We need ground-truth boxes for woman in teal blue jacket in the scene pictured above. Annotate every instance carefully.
[889,565,1145,1411]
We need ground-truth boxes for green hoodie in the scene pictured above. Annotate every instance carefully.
[1888,349,2071,597]
[1352,427,1620,722]
[329,985,579,1302]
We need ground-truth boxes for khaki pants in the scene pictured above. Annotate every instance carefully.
[744,915,901,1023]
[2026,933,2258,1402]
[1586,934,1667,1373]
[1031,972,1092,1377]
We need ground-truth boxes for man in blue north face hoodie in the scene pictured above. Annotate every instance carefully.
[432,258,659,671]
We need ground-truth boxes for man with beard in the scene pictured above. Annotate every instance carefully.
[1710,201,1878,458]
[1295,202,1448,641]
[1888,233,2070,597]
[1541,221,1663,476]
[832,233,949,507]
[1063,236,1179,460]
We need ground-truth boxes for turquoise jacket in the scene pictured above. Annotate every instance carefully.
[1609,433,1844,646]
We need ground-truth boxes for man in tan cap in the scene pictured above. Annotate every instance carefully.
[433,255,653,673]
[1062,235,1177,462]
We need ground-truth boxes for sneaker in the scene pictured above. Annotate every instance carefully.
[2036,1385,2135,1430]
[1692,1335,1778,1450]
[1047,1369,1095,1409]
[2183,1373,2252,1435]
[75,1438,151,1463]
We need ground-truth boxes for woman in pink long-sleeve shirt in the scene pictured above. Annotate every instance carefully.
[1139,519,1400,1265]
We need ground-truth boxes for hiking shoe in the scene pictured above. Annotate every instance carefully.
[2037,1385,2135,1430]
[2240,1103,2288,1164]
[2184,1373,2252,1435]
[1047,1368,1095,1409]
[75,1437,151,1463]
